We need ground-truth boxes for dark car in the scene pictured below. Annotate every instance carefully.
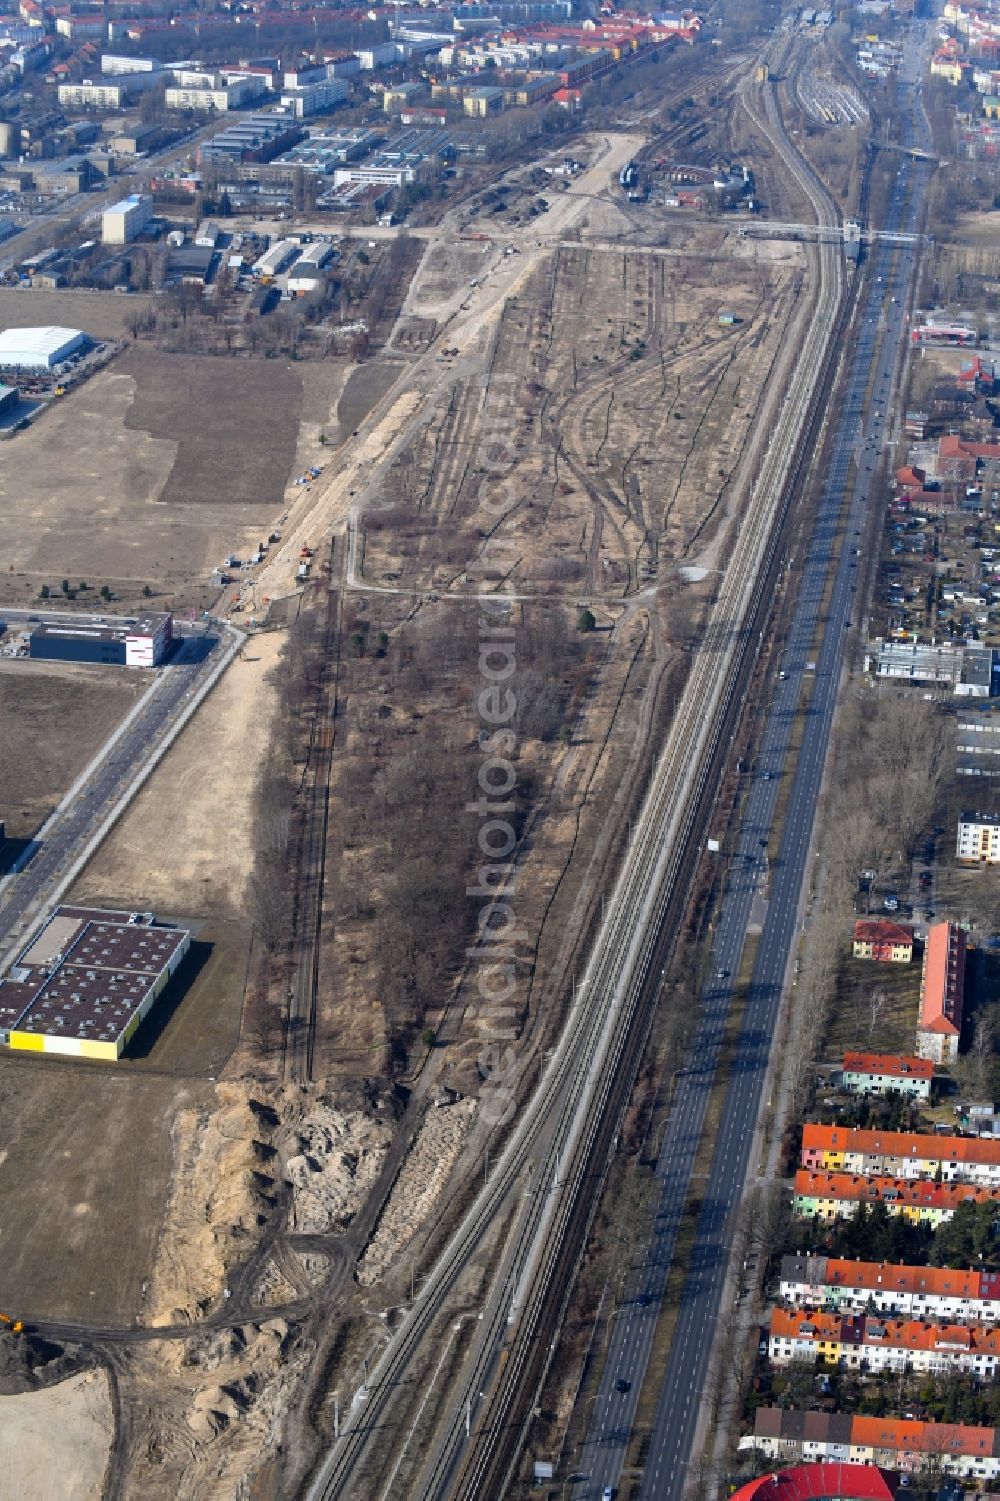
[614,1378,631,1394]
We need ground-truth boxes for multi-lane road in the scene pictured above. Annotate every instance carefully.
[576,27,932,1501]
[0,608,242,970]
[302,29,853,1500]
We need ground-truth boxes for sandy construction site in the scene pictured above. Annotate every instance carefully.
[0,309,343,615]
[0,106,824,1499]
[362,244,798,597]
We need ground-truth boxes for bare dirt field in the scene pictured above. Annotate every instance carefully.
[122,917,249,1077]
[362,245,799,595]
[72,629,285,919]
[0,287,155,340]
[293,360,353,473]
[0,1054,215,1321]
[0,349,303,613]
[0,1368,113,1501]
[335,363,400,442]
[120,345,301,513]
[953,209,1000,245]
[0,659,150,841]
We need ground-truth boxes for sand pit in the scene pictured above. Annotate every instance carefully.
[0,1368,113,1501]
[71,630,285,918]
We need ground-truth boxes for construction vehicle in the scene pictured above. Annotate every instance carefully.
[0,1312,24,1334]
[53,386,65,397]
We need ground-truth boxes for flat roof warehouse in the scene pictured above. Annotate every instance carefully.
[0,325,87,370]
[29,611,173,668]
[0,905,191,1060]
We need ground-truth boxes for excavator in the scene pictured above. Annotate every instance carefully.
[0,1312,23,1334]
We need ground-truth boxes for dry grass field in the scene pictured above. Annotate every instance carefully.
[0,660,150,841]
[0,624,272,1318]
[120,346,301,511]
[0,346,305,613]
[0,287,155,340]
[362,246,798,596]
[0,1056,216,1321]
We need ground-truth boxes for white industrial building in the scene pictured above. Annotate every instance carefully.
[864,637,996,696]
[0,325,86,369]
[102,193,153,244]
[355,43,402,69]
[252,238,300,277]
[194,219,220,247]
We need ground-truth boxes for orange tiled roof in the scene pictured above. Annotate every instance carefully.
[821,1257,983,1298]
[801,1122,999,1164]
[770,1306,1000,1353]
[921,921,966,1035]
[793,1169,999,1208]
[850,1416,995,1454]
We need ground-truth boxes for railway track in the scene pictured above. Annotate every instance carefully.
[285,545,344,1085]
[422,88,849,1501]
[303,50,847,1501]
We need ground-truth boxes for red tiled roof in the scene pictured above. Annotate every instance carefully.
[896,465,925,486]
[731,1463,898,1501]
[940,432,1000,462]
[852,919,914,947]
[770,1307,1000,1353]
[842,1051,933,1081]
[820,1257,983,1298]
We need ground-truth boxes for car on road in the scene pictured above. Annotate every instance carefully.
[603,1488,616,1501]
[614,1378,631,1393]
[716,969,729,980]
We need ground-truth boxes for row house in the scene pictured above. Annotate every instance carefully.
[741,1409,1000,1482]
[768,1308,1000,1376]
[918,920,967,1064]
[792,1169,998,1225]
[841,1051,933,1099]
[800,1122,1000,1185]
[779,1253,1000,1322]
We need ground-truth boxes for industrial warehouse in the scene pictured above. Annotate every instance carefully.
[28,611,173,667]
[0,905,191,1060]
[0,325,87,370]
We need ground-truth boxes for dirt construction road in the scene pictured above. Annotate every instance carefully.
[247,134,643,607]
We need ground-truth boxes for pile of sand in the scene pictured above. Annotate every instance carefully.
[358,1098,477,1287]
[146,1082,279,1325]
[0,1368,113,1501]
[280,1102,392,1234]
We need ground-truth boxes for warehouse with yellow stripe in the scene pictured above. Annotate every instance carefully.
[0,905,190,1060]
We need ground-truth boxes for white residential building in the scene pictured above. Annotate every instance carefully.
[280,78,348,117]
[779,1254,1000,1324]
[957,811,1000,865]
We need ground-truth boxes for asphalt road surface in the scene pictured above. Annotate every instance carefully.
[0,614,228,969]
[574,42,931,1501]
